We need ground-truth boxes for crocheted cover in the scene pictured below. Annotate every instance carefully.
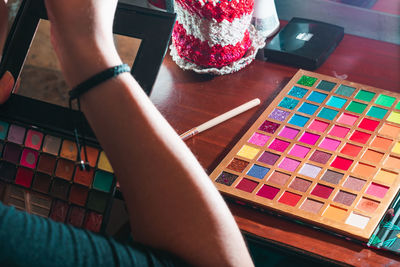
[171,0,264,74]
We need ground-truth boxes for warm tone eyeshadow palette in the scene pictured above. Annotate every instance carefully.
[210,69,400,242]
[0,96,116,233]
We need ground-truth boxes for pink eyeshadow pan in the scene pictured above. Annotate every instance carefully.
[248,132,270,146]
[278,127,299,140]
[337,113,358,126]
[268,139,290,152]
[288,145,310,158]
[366,183,389,198]
[328,125,350,138]
[319,137,341,151]
[308,120,329,132]
[279,157,300,172]
[236,178,258,193]
[256,185,280,200]
[311,184,334,199]
[299,132,320,145]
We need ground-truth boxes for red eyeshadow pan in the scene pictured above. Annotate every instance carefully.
[24,129,43,150]
[74,167,95,186]
[69,184,89,206]
[349,130,371,144]
[340,143,362,157]
[311,184,333,199]
[50,200,69,222]
[331,156,353,171]
[84,211,103,232]
[279,191,302,206]
[236,178,258,193]
[358,118,380,131]
[15,167,34,188]
[67,206,86,228]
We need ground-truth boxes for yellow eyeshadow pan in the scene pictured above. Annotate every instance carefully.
[210,70,400,241]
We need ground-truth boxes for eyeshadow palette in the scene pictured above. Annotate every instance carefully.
[210,69,400,241]
[0,105,117,232]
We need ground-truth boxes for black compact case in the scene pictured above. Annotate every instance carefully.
[264,17,344,70]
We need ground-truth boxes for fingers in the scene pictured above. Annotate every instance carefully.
[0,71,14,104]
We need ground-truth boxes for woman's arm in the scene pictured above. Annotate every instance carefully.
[45,0,253,266]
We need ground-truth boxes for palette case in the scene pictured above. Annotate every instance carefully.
[264,18,344,70]
[0,0,176,233]
[209,69,400,250]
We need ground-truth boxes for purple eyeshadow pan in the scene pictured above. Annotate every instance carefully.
[258,151,280,166]
[7,124,26,144]
[269,109,290,121]
[258,120,280,134]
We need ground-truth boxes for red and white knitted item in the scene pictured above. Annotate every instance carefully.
[170,0,265,75]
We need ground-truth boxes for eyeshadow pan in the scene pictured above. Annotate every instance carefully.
[0,160,17,182]
[74,167,95,187]
[42,135,61,155]
[387,111,400,124]
[340,143,362,157]
[50,200,69,222]
[67,206,86,228]
[81,146,100,167]
[326,96,346,109]
[248,132,270,146]
[328,125,349,138]
[392,142,400,154]
[358,118,380,132]
[297,75,317,87]
[55,159,75,181]
[92,171,114,191]
[258,151,280,166]
[343,176,366,191]
[247,165,270,179]
[346,101,367,114]
[366,183,388,198]
[50,178,70,200]
[237,145,259,160]
[333,190,356,206]
[345,213,370,229]
[349,130,371,144]
[331,156,353,171]
[278,127,299,139]
[299,132,319,145]
[268,139,290,152]
[288,114,309,127]
[32,173,52,193]
[278,97,299,110]
[290,178,311,192]
[60,140,78,161]
[87,190,109,213]
[83,211,103,232]
[215,171,238,186]
[317,108,338,120]
[319,137,340,151]
[279,191,301,206]
[310,150,331,164]
[316,80,336,92]
[69,184,89,206]
[20,148,39,169]
[227,158,249,173]
[278,157,300,172]
[299,164,321,178]
[268,171,290,186]
[236,178,258,193]
[307,91,327,103]
[355,90,376,102]
[337,113,358,126]
[396,102,400,110]
[259,120,280,134]
[375,94,396,107]
[15,167,34,188]
[7,124,26,144]
[361,150,383,164]
[0,121,9,140]
[3,142,22,164]
[323,205,347,221]
[298,102,318,115]
[385,156,400,169]
[268,108,290,121]
[288,144,310,158]
[25,129,43,150]
[311,184,333,199]
[356,198,379,213]
[288,86,308,98]
[367,106,387,119]
[301,198,324,214]
[308,120,329,132]
[256,184,280,199]
[335,85,355,97]
[37,154,56,175]
[321,170,343,185]
[371,136,393,150]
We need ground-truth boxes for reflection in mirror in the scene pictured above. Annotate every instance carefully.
[18,19,141,107]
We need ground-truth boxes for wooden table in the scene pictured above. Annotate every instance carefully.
[150,32,400,266]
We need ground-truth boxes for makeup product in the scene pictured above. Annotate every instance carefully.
[264,18,344,70]
[180,98,261,141]
[210,69,400,242]
[0,0,176,233]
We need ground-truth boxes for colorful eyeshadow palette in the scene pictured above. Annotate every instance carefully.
[0,99,117,232]
[210,69,400,241]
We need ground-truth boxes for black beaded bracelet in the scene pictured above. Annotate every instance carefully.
[69,63,131,100]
